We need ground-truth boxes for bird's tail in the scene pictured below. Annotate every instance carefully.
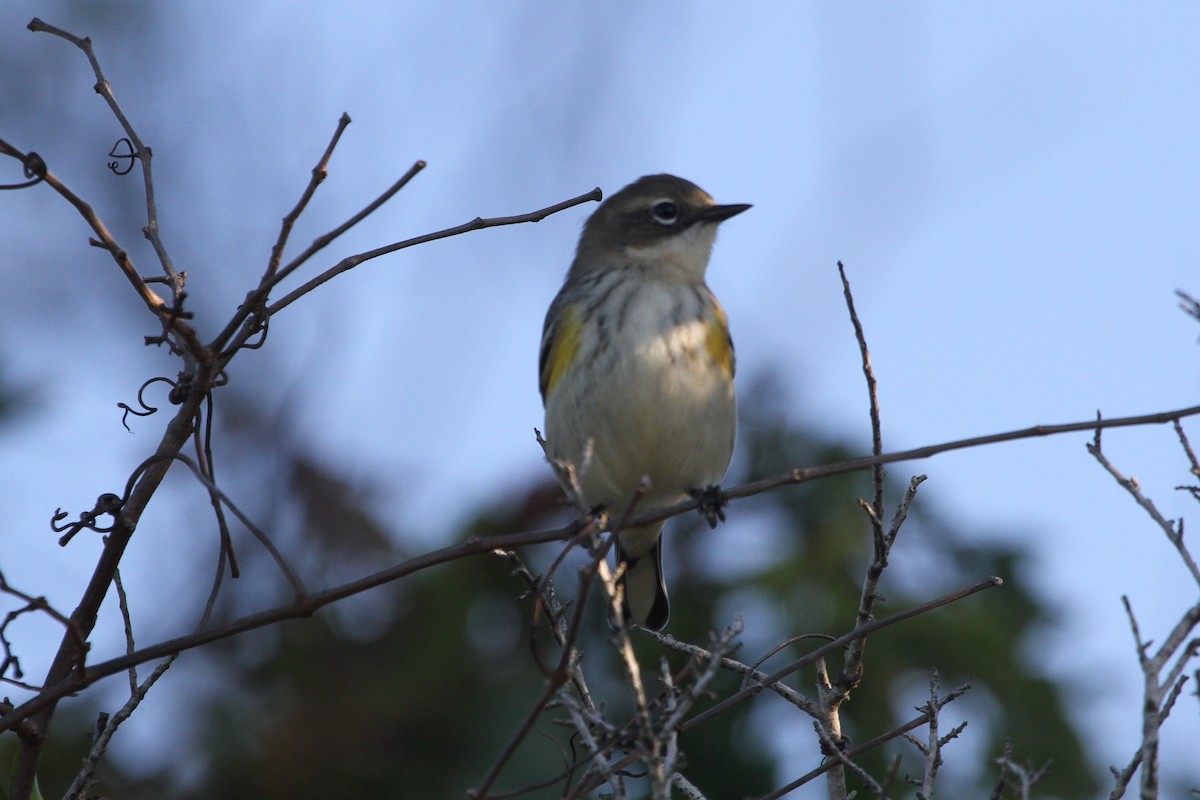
[616,536,670,631]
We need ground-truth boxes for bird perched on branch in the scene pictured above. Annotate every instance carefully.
[539,174,749,629]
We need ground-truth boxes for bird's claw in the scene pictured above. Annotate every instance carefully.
[690,484,727,529]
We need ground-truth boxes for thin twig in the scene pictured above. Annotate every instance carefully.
[828,262,896,793]
[112,568,137,694]
[27,18,181,292]
[839,261,885,529]
[0,135,208,361]
[757,712,934,800]
[814,657,851,800]
[1176,289,1200,324]
[1173,420,1200,478]
[909,671,972,800]
[992,744,1051,800]
[469,666,572,800]
[559,692,623,797]
[812,716,883,797]
[1108,747,1143,800]
[0,572,89,689]
[10,402,1193,746]
[266,187,603,317]
[524,530,592,676]
[264,113,354,280]
[470,527,604,799]
[62,568,178,800]
[659,622,744,736]
[682,576,1001,733]
[623,403,1200,531]
[840,475,926,690]
[8,359,214,800]
[671,773,708,800]
[597,556,657,785]
[646,626,821,718]
[1088,437,1200,588]
[120,452,304,601]
[484,549,612,800]
[1097,425,1200,799]
[570,577,1003,799]
[0,522,580,736]
[270,158,428,287]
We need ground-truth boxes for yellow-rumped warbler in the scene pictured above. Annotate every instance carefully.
[539,174,750,630]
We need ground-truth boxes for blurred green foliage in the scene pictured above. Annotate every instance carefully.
[4,382,1097,799]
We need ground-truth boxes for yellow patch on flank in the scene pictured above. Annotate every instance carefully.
[705,302,735,379]
[540,303,583,398]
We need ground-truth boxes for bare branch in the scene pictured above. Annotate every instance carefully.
[113,568,137,694]
[27,18,181,290]
[270,158,428,288]
[1098,429,1200,799]
[992,743,1051,800]
[469,662,574,800]
[595,556,658,790]
[567,580,1001,799]
[658,621,743,746]
[811,716,883,798]
[758,712,934,800]
[0,521,577,736]
[671,773,708,800]
[62,568,178,800]
[8,365,214,800]
[682,576,1001,733]
[625,403,1200,532]
[814,657,853,800]
[469,527,603,800]
[210,151,426,356]
[559,691,623,797]
[0,135,208,362]
[842,475,926,688]
[109,451,305,601]
[1089,439,1200,588]
[61,654,177,800]
[264,112,354,280]
[0,571,87,690]
[910,671,971,800]
[1177,289,1200,325]
[646,626,821,718]
[838,261,885,529]
[1173,419,1200,479]
[266,186,603,317]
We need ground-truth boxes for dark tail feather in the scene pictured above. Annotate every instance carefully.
[616,539,670,630]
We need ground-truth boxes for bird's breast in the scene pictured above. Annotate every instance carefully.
[544,275,736,510]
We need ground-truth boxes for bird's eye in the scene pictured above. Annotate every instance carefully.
[650,201,679,225]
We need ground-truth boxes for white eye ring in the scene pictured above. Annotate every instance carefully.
[650,200,679,225]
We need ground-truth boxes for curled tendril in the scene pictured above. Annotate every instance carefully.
[118,376,179,431]
[219,310,270,360]
[53,492,125,546]
[240,313,270,351]
[107,137,136,176]
[0,151,47,190]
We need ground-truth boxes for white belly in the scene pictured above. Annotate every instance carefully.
[543,278,736,519]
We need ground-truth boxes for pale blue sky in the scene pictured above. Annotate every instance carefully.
[2,3,1198,793]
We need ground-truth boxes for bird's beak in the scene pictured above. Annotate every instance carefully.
[696,203,752,223]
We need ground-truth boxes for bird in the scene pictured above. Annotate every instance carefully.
[539,174,749,629]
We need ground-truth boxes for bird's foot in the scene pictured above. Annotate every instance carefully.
[690,484,727,529]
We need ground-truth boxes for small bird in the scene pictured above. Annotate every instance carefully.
[539,174,749,629]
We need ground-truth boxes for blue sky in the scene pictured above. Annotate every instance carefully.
[2,3,1198,793]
